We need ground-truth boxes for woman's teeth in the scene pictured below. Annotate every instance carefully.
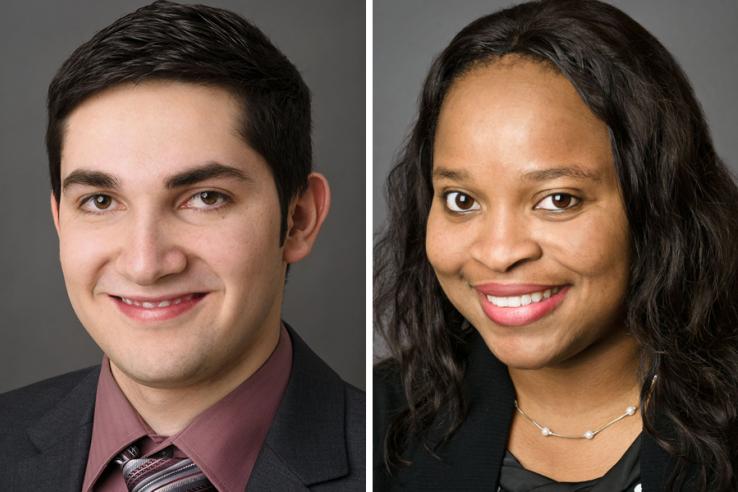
[120,294,195,308]
[486,287,561,307]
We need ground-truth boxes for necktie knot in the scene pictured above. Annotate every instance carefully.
[114,444,216,492]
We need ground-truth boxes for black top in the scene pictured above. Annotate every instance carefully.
[498,435,641,492]
[374,329,697,491]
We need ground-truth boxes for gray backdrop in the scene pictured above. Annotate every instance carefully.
[0,0,365,392]
[374,0,738,232]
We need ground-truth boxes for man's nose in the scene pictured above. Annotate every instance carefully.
[468,207,543,273]
[115,214,187,285]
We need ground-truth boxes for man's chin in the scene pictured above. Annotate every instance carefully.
[108,353,211,390]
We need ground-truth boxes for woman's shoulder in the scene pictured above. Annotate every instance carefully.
[375,358,404,400]
[374,358,407,432]
[373,359,407,476]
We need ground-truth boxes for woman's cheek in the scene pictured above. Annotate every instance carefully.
[543,209,630,279]
[426,214,463,276]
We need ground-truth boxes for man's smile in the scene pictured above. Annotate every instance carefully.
[109,292,208,322]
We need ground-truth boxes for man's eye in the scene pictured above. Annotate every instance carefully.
[444,191,480,213]
[535,193,580,212]
[184,191,231,210]
[80,194,116,213]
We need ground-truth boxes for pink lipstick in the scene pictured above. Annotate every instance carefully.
[475,283,569,327]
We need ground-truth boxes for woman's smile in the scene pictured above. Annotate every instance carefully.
[473,283,570,327]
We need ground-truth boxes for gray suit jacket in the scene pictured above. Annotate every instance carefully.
[0,326,365,491]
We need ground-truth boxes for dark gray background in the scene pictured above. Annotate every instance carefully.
[374,0,738,232]
[0,0,365,392]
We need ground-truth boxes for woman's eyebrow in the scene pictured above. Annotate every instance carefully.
[432,167,470,181]
[521,166,602,182]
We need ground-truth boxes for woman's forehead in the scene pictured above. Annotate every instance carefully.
[434,59,613,181]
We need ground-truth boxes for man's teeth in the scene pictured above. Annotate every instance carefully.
[486,287,561,307]
[120,294,195,308]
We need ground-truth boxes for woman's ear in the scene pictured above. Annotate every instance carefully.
[282,172,331,264]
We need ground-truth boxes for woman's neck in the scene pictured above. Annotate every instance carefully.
[505,328,646,481]
[508,328,642,423]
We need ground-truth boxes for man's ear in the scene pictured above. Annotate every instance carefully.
[283,172,331,264]
[50,192,61,236]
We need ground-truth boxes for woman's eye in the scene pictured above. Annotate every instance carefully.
[535,193,580,212]
[444,191,480,213]
[80,194,116,213]
[184,191,230,210]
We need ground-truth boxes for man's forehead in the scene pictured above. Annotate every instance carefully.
[61,82,247,164]
[59,81,267,192]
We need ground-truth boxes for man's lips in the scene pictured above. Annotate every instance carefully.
[111,292,206,307]
[109,292,208,322]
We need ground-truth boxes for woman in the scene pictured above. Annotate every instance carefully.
[374,1,738,491]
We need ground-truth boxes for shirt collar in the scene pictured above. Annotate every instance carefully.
[82,324,292,492]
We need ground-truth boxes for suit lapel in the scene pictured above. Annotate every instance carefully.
[455,337,516,489]
[246,445,310,491]
[14,367,99,492]
[248,325,349,490]
[406,332,515,491]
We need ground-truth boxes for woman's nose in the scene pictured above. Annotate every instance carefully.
[468,208,543,273]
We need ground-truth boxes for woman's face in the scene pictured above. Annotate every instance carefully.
[426,57,631,370]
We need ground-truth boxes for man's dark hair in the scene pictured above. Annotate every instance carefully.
[46,0,311,241]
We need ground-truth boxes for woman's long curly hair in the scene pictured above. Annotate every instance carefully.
[374,0,738,490]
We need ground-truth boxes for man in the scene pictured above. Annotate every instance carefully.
[0,2,364,491]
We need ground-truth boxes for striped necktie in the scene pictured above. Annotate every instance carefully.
[115,444,217,492]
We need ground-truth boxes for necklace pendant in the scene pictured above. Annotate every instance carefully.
[541,427,552,436]
[583,430,594,440]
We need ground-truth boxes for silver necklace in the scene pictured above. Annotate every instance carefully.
[514,400,637,440]
[514,375,656,440]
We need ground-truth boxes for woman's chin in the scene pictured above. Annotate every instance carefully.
[479,334,562,370]
[495,352,554,371]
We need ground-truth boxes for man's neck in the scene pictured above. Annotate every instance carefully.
[109,324,281,436]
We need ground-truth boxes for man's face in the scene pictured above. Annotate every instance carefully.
[53,81,287,388]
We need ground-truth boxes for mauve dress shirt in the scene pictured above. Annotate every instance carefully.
[81,324,292,492]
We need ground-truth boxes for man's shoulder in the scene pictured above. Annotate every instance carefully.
[341,378,365,468]
[283,323,365,434]
[0,366,100,432]
[262,325,365,489]
[344,378,365,427]
[331,377,365,490]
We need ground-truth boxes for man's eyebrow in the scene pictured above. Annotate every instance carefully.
[432,167,470,181]
[521,166,602,182]
[62,170,120,191]
[61,162,249,192]
[166,162,249,189]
